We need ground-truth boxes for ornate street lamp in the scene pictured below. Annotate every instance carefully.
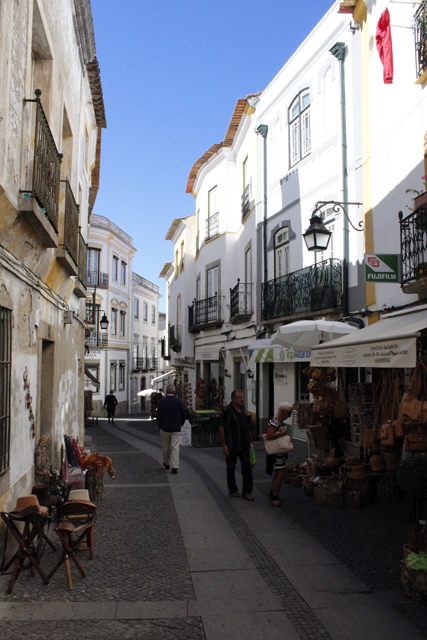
[303,214,332,252]
[99,313,109,331]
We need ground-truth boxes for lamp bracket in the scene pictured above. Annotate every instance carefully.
[313,201,364,232]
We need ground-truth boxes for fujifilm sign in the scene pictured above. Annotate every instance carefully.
[365,254,400,283]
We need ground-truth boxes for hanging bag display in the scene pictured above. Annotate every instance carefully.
[404,430,427,452]
[397,363,427,428]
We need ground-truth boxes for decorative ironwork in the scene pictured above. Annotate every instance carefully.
[206,213,219,240]
[85,333,108,348]
[311,201,363,232]
[24,91,62,232]
[132,272,159,293]
[415,1,427,80]
[78,231,87,288]
[62,180,79,265]
[230,280,253,322]
[241,186,250,221]
[189,295,222,331]
[399,208,427,285]
[0,306,12,474]
[87,271,109,288]
[261,259,342,321]
[169,325,182,352]
[133,357,158,372]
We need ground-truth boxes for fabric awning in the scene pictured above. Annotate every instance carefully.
[85,368,100,386]
[310,306,427,368]
[248,339,311,364]
[151,370,176,385]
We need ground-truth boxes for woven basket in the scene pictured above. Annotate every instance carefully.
[289,474,303,488]
[313,486,343,509]
[302,478,314,496]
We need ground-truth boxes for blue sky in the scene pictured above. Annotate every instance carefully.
[90,0,336,310]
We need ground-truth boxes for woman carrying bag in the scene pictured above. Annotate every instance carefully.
[265,402,293,507]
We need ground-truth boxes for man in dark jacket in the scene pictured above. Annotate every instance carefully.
[104,390,118,423]
[219,390,253,501]
[156,384,187,474]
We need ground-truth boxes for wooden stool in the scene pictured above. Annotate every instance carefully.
[1,507,50,594]
[48,519,94,590]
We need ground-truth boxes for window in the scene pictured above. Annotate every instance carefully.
[134,298,139,319]
[207,186,219,239]
[289,89,311,167]
[121,261,126,285]
[196,277,201,301]
[242,157,250,219]
[243,157,249,190]
[180,241,184,272]
[143,302,148,322]
[275,228,290,278]
[177,295,182,327]
[112,256,119,281]
[119,362,126,391]
[0,307,12,475]
[120,310,126,337]
[133,344,138,362]
[151,306,155,325]
[245,247,252,284]
[110,362,117,391]
[87,248,100,273]
[151,346,156,361]
[111,309,117,335]
[207,266,218,298]
[175,250,179,279]
[85,364,99,395]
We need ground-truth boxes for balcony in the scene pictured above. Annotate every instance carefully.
[241,186,250,221]
[399,206,427,294]
[20,91,62,247]
[133,357,158,372]
[87,271,109,289]
[55,180,79,275]
[85,332,108,350]
[261,259,342,321]
[415,1,427,84]
[73,231,87,298]
[169,325,182,352]
[189,295,222,332]
[230,280,253,323]
[206,212,219,241]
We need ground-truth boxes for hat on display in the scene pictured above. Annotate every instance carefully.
[68,489,91,502]
[32,484,58,508]
[11,495,48,516]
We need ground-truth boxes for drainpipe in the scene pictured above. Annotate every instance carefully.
[330,42,349,317]
[256,125,269,289]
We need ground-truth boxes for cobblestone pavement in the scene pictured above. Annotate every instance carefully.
[0,618,205,640]
[123,419,427,636]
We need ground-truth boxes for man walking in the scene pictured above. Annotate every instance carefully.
[104,389,118,423]
[219,390,254,501]
[156,384,187,474]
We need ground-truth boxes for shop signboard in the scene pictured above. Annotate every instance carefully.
[249,346,311,364]
[311,337,416,368]
[365,254,400,283]
[180,420,192,446]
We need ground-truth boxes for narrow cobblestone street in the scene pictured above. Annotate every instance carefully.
[1,417,426,639]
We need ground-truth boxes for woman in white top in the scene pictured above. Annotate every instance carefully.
[265,402,293,507]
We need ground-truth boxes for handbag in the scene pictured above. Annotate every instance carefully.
[380,421,394,447]
[404,430,427,452]
[262,433,293,455]
[249,444,256,468]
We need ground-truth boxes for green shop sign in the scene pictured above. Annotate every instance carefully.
[365,254,400,283]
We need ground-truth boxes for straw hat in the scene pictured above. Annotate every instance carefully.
[11,495,48,515]
[68,489,91,502]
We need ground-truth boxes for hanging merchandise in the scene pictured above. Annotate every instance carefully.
[376,8,394,84]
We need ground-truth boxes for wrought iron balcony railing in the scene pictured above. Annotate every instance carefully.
[399,208,427,286]
[230,280,253,323]
[189,295,222,332]
[78,231,87,288]
[61,180,79,265]
[133,357,158,372]
[206,212,219,241]
[85,332,108,349]
[87,271,109,288]
[261,259,342,321]
[23,91,62,233]
[169,325,182,352]
[241,186,250,221]
[415,1,427,80]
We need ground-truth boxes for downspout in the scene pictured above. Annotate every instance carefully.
[330,42,349,317]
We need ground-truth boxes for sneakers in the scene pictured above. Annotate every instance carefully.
[171,468,178,475]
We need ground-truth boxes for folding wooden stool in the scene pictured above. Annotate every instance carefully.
[47,519,94,590]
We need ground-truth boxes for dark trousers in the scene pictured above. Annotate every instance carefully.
[226,450,253,495]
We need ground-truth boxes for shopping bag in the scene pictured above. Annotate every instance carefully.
[249,444,256,468]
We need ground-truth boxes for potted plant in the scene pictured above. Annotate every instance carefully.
[81,451,116,501]
[406,176,427,229]
[397,454,427,601]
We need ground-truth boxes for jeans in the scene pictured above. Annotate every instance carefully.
[226,449,253,495]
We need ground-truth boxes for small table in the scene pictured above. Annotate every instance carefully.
[195,411,221,446]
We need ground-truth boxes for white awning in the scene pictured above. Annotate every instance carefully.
[248,340,311,364]
[151,370,176,385]
[310,307,427,368]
